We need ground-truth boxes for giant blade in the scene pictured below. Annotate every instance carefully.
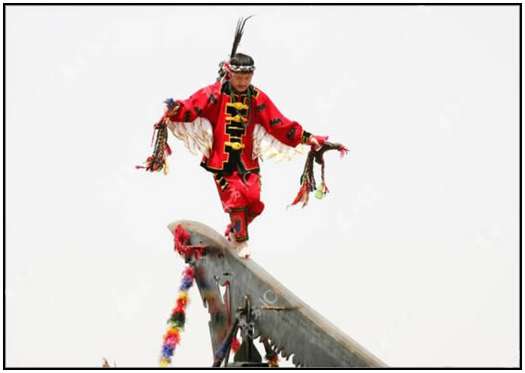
[168,220,385,368]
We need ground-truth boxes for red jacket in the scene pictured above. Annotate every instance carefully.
[166,80,308,173]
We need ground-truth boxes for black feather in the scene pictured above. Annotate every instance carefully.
[230,16,253,59]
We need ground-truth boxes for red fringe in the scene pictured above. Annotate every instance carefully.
[173,225,206,260]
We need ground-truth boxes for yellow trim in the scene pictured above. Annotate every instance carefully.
[228,102,248,111]
[225,142,245,150]
[199,88,260,172]
[226,114,247,123]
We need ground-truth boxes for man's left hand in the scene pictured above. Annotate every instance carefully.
[307,135,329,151]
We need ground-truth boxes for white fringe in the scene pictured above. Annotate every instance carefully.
[167,117,213,159]
[252,123,309,162]
[166,119,307,162]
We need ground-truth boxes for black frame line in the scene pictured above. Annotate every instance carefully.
[2,2,522,370]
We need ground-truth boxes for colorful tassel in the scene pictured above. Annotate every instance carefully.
[137,120,172,174]
[291,142,348,208]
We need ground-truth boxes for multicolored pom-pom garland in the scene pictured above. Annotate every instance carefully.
[159,266,195,367]
[160,225,206,368]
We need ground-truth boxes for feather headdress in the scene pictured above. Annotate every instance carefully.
[230,16,253,59]
[218,16,255,80]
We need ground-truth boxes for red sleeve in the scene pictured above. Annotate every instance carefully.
[166,82,220,123]
[254,90,307,147]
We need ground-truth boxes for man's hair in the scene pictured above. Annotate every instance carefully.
[230,53,255,70]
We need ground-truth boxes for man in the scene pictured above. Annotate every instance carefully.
[144,22,327,259]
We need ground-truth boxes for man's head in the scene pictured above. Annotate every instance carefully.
[229,53,255,93]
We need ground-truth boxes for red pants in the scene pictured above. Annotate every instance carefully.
[214,171,265,242]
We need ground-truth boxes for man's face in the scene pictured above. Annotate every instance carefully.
[230,72,254,93]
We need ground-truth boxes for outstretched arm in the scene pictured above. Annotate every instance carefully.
[255,91,327,149]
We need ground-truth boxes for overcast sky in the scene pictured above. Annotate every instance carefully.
[5,4,520,368]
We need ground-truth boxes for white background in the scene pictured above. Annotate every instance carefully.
[5,4,520,368]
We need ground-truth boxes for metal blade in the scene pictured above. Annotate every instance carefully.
[168,220,386,368]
